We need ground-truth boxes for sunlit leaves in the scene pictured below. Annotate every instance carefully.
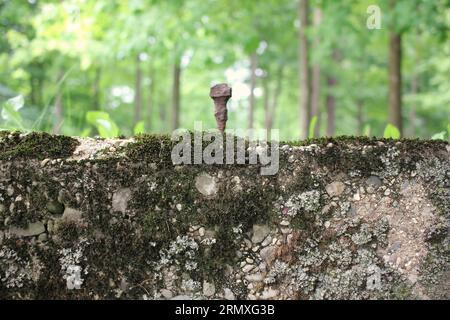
[383,123,401,139]
[431,124,450,140]
[431,131,446,140]
[308,116,318,138]
[1,95,25,130]
[86,111,119,138]
[134,120,145,135]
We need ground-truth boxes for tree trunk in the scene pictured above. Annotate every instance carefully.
[388,4,403,136]
[298,0,311,139]
[159,103,167,132]
[36,74,44,109]
[52,91,63,134]
[134,55,142,126]
[356,99,364,135]
[92,67,101,110]
[408,73,417,137]
[172,60,181,130]
[52,71,64,134]
[29,77,37,106]
[29,62,45,108]
[325,49,340,137]
[326,75,336,136]
[263,78,271,131]
[248,52,257,130]
[264,66,284,134]
[147,63,154,131]
[270,66,284,132]
[311,65,321,137]
[310,8,322,138]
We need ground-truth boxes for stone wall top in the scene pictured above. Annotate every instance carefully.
[0,131,448,299]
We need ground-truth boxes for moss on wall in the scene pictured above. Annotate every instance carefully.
[0,131,79,161]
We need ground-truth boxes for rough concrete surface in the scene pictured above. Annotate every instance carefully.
[0,131,448,299]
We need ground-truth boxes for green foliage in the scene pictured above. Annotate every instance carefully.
[0,0,448,140]
[1,95,25,131]
[86,111,119,138]
[431,131,446,140]
[80,128,92,137]
[383,124,401,139]
[134,121,145,135]
[363,124,371,137]
[308,116,318,139]
[431,124,450,140]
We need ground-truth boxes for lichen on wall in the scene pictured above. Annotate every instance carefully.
[0,131,448,299]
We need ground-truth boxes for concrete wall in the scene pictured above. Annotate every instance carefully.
[0,131,448,299]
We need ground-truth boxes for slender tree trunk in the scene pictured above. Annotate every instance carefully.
[298,0,311,139]
[263,77,271,131]
[159,103,166,132]
[310,8,322,138]
[311,66,321,136]
[248,52,257,130]
[172,60,181,130]
[29,77,37,106]
[408,73,417,137]
[147,63,154,131]
[264,66,284,134]
[37,75,44,109]
[53,91,63,134]
[326,75,336,136]
[92,67,101,110]
[388,1,403,135]
[52,71,64,134]
[325,50,340,136]
[269,66,284,132]
[134,55,142,126]
[356,99,364,135]
[30,62,45,107]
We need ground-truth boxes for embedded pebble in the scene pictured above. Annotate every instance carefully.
[242,264,255,273]
[224,288,235,300]
[203,281,215,297]
[161,289,173,299]
[251,224,271,244]
[261,236,272,247]
[195,173,217,197]
[326,181,346,197]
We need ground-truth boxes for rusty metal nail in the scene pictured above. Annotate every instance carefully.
[210,83,232,132]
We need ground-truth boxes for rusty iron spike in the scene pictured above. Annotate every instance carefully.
[210,83,232,132]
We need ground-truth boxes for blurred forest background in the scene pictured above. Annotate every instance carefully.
[0,0,449,140]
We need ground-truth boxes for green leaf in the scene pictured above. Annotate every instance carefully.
[80,128,92,137]
[431,131,446,140]
[134,120,145,135]
[244,37,260,54]
[6,95,24,111]
[86,111,119,138]
[383,124,400,139]
[447,124,450,137]
[308,116,318,139]
[363,124,371,137]
[1,95,25,130]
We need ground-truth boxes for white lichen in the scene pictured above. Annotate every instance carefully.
[0,247,32,288]
[58,238,89,290]
[282,190,321,217]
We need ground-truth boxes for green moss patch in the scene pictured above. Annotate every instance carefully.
[0,131,79,160]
